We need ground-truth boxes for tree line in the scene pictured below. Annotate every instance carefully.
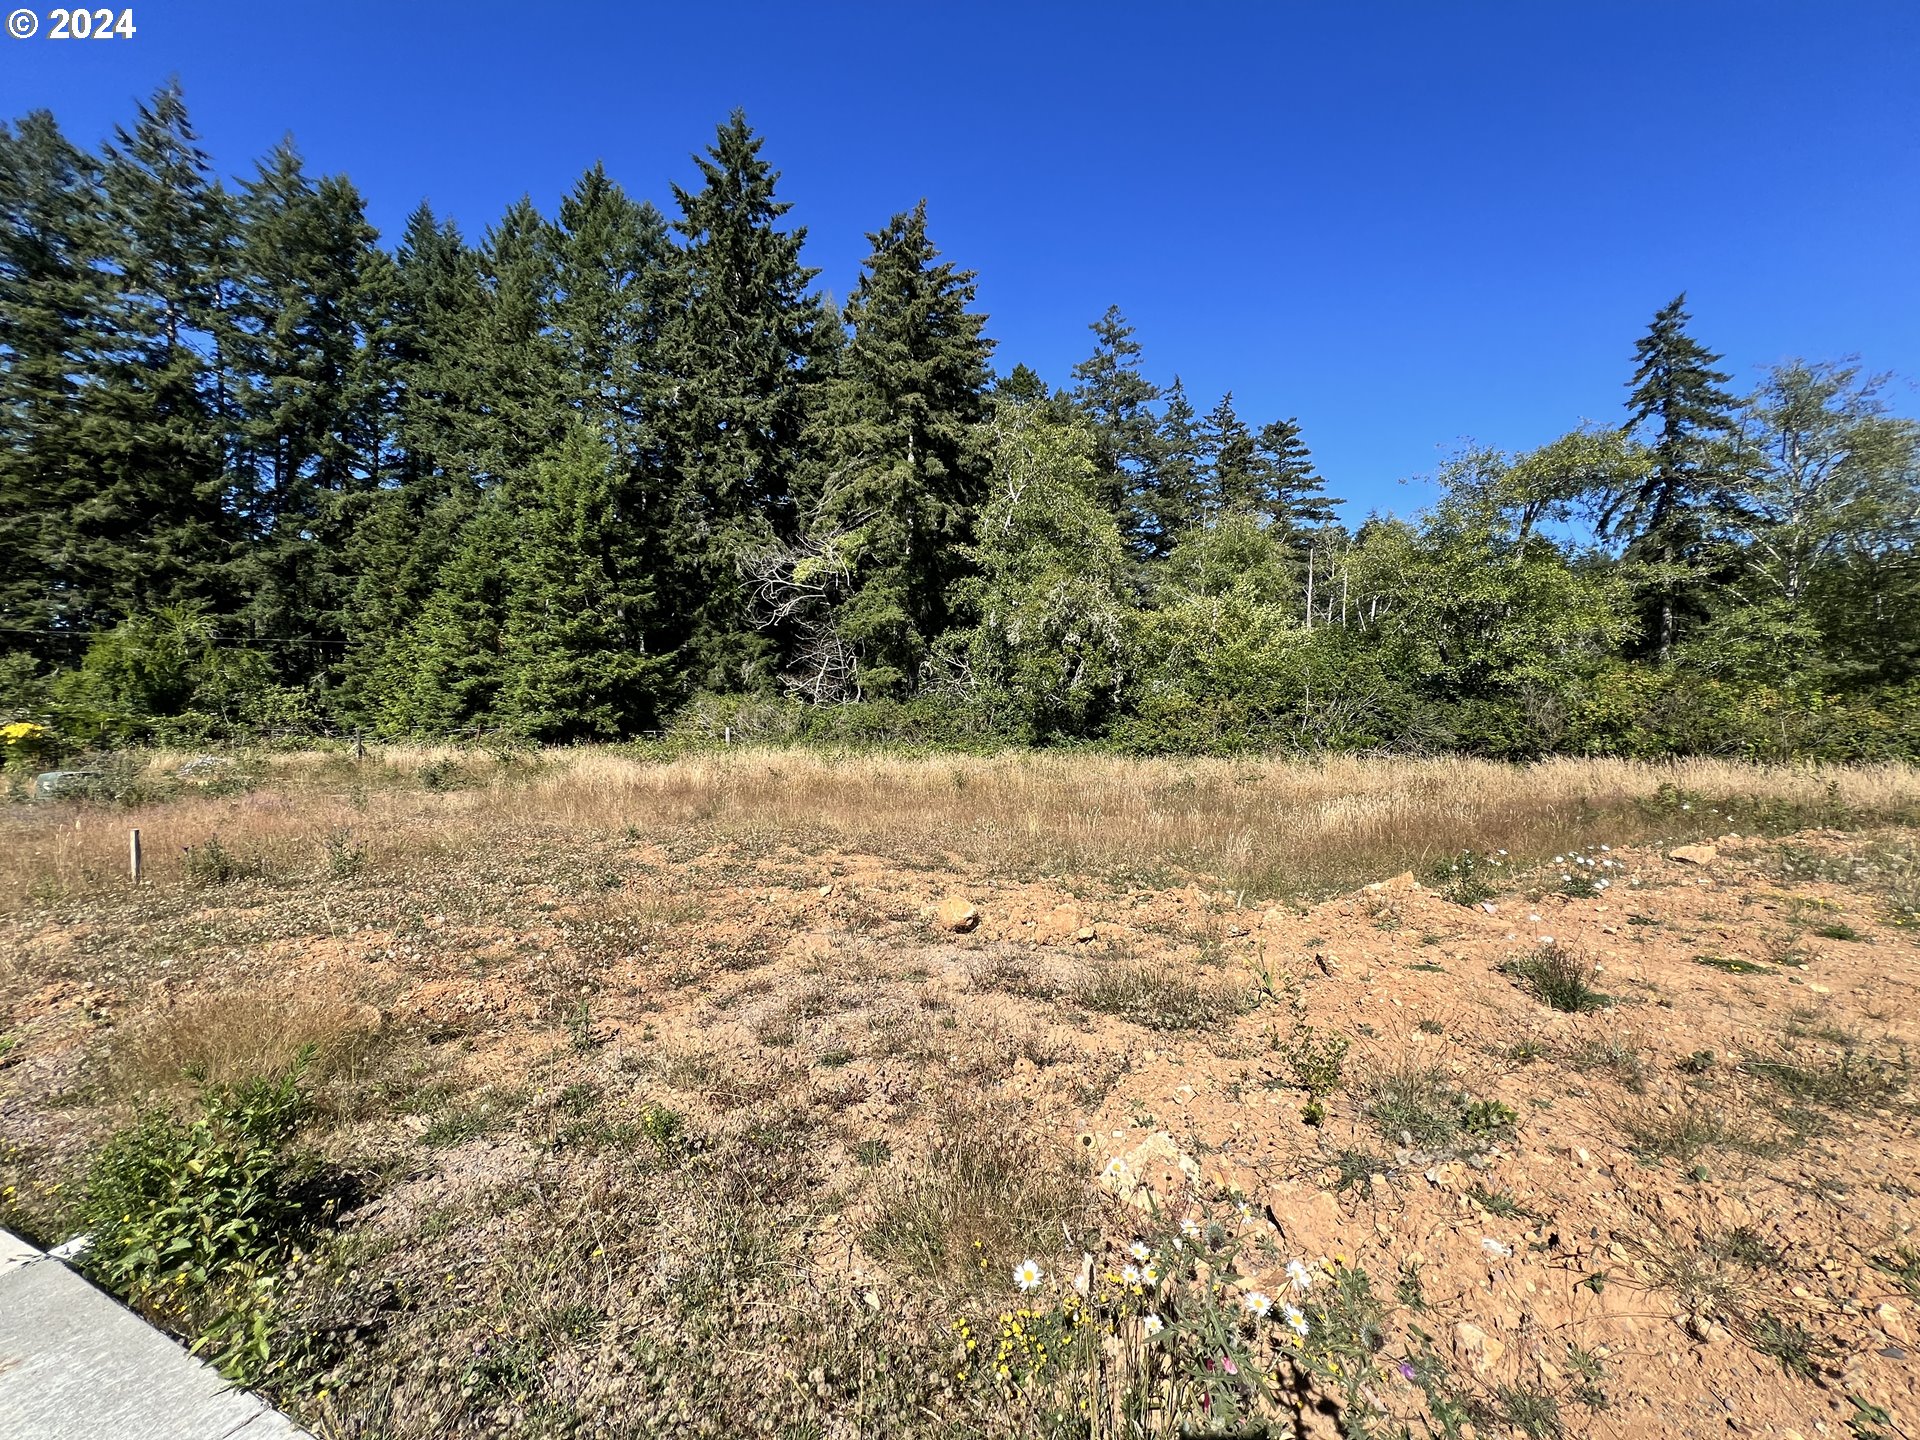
[4,84,1919,759]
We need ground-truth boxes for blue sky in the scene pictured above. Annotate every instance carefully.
[5,0,1916,517]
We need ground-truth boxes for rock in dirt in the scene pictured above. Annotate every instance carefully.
[1366,871,1422,893]
[1099,1131,1201,1211]
[1668,843,1719,865]
[934,896,978,932]
[1036,904,1085,944]
[1453,1320,1506,1375]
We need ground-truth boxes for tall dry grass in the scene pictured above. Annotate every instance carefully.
[108,977,384,1095]
[4,746,1918,907]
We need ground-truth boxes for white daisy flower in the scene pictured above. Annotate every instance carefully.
[1143,1313,1164,1336]
[1180,1217,1202,1240]
[1281,1301,1309,1338]
[1285,1259,1314,1293]
[1142,1262,1160,1285]
[1243,1290,1273,1317]
[1013,1259,1043,1291]
[1122,1264,1142,1286]
[1129,1240,1152,1263]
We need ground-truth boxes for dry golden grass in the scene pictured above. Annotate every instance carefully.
[5,745,1919,908]
[864,1095,1097,1290]
[108,977,384,1096]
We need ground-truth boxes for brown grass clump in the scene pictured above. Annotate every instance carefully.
[1073,953,1252,1030]
[109,977,383,1095]
[865,1097,1095,1289]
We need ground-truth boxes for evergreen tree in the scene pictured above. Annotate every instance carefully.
[84,82,239,625]
[802,200,993,696]
[389,202,485,493]
[1136,376,1204,555]
[0,111,109,654]
[997,363,1049,405]
[1070,305,1159,528]
[1607,293,1745,658]
[226,140,396,671]
[1198,391,1257,516]
[335,203,484,728]
[497,422,673,737]
[469,196,562,487]
[1252,417,1336,531]
[552,163,673,460]
[661,112,829,692]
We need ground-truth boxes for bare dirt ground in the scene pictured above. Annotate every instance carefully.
[1,749,1917,1439]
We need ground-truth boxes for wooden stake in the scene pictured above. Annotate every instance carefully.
[129,828,142,886]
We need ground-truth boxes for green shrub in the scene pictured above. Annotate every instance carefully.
[182,834,264,886]
[1430,848,1501,906]
[77,1072,328,1379]
[1277,1022,1349,1098]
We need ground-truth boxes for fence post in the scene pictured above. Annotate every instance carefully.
[129,828,142,886]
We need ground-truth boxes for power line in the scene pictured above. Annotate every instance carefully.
[0,626,349,647]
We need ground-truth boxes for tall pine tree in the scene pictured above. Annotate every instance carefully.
[226,140,396,674]
[0,111,110,655]
[804,200,993,697]
[1070,305,1160,533]
[1251,417,1335,531]
[1135,376,1204,555]
[661,112,829,692]
[1608,293,1744,658]
[86,82,238,624]
[1198,392,1257,517]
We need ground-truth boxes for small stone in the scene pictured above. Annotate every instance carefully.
[1453,1320,1506,1376]
[1074,925,1096,943]
[1668,844,1719,866]
[934,895,978,932]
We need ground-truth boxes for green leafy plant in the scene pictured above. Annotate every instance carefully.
[1431,849,1500,906]
[182,834,261,886]
[1276,1022,1349,1099]
[77,1070,327,1382]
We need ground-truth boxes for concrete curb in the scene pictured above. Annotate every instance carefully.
[0,1229,314,1440]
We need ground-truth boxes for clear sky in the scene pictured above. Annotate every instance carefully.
[4,0,1916,517]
